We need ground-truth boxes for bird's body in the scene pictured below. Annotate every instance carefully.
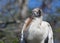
[20,8,53,43]
[23,17,53,43]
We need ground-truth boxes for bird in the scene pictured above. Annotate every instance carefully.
[20,8,54,43]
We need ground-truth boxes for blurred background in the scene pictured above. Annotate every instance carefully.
[0,0,60,43]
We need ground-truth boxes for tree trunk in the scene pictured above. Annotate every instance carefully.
[18,0,29,19]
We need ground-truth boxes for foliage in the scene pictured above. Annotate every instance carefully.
[0,40,4,43]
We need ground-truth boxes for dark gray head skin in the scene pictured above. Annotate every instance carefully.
[32,8,42,17]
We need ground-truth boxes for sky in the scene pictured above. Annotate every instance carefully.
[28,0,60,12]
[0,0,60,9]
[28,0,43,9]
[0,0,60,16]
[28,0,60,8]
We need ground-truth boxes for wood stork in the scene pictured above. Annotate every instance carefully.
[20,8,54,43]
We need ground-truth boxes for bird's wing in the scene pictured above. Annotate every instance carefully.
[47,23,54,43]
[22,17,33,31]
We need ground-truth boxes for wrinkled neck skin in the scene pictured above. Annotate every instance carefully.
[32,16,43,24]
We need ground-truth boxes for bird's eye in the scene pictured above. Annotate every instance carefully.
[38,10,41,14]
[37,12,39,14]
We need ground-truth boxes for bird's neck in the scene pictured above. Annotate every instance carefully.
[33,16,43,24]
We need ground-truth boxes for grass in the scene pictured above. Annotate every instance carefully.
[55,28,60,32]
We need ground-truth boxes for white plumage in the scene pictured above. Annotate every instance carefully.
[20,8,54,43]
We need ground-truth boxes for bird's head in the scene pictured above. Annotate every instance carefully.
[32,8,42,18]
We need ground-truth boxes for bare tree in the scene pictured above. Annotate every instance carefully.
[18,0,29,19]
[41,0,53,10]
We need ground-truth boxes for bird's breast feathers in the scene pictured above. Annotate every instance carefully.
[24,18,50,40]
